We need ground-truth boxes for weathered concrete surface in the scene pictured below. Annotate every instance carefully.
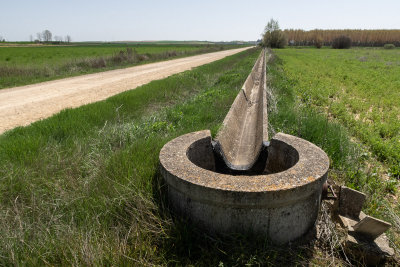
[345,233,395,265]
[214,49,268,170]
[353,215,392,240]
[339,186,366,219]
[338,186,391,240]
[159,130,329,244]
[337,203,394,264]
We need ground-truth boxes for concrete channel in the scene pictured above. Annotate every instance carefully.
[213,49,268,171]
[159,49,330,244]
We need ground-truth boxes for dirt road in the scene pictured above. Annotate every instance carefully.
[0,47,251,134]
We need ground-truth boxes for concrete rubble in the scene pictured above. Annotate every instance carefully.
[335,186,394,265]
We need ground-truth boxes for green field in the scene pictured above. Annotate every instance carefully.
[0,43,243,89]
[268,47,400,257]
[272,47,400,178]
[0,44,203,65]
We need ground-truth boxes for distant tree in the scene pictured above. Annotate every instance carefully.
[42,30,52,42]
[0,35,3,42]
[65,35,72,43]
[262,19,287,48]
[36,32,42,42]
[29,34,33,42]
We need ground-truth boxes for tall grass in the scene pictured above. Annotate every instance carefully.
[267,55,356,169]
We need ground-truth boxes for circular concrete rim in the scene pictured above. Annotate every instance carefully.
[159,130,329,193]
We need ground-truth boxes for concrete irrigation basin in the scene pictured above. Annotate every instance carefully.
[159,50,330,244]
[159,130,329,244]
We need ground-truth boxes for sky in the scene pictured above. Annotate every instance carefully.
[1,0,399,42]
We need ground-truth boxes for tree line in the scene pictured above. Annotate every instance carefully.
[30,30,71,43]
[261,19,399,48]
[284,29,400,47]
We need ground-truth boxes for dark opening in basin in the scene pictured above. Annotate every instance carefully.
[186,137,299,176]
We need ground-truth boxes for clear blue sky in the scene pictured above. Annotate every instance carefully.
[1,0,399,42]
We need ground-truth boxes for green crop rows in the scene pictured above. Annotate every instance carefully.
[267,47,400,259]
[273,48,400,178]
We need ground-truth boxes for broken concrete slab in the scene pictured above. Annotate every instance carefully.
[339,211,392,239]
[345,232,395,265]
[338,215,359,230]
[339,186,366,219]
[353,215,392,240]
[338,210,366,230]
[335,196,394,264]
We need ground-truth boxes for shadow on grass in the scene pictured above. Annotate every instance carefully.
[151,168,317,266]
